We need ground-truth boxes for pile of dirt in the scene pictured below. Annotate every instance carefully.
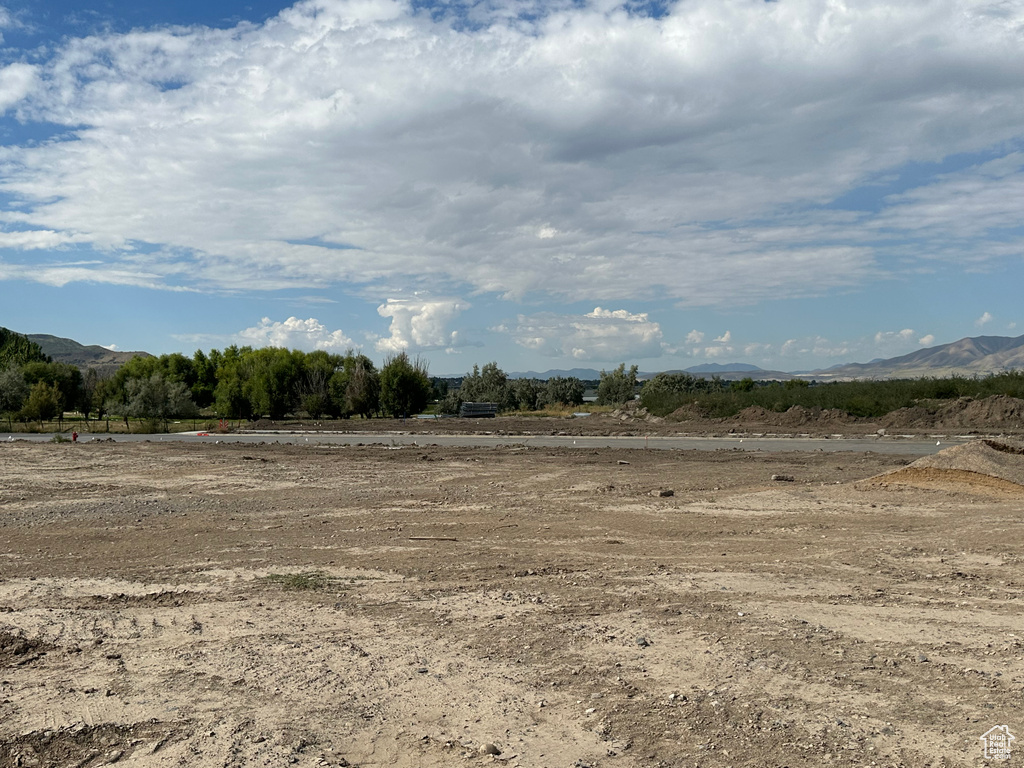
[0,630,49,668]
[882,395,1024,431]
[867,438,1024,493]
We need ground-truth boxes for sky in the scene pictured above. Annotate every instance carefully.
[0,0,1022,375]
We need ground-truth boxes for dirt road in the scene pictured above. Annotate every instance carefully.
[1,440,1021,767]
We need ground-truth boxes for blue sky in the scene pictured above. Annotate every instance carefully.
[0,0,1022,375]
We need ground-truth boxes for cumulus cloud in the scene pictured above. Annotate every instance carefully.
[0,0,1019,308]
[237,316,354,352]
[0,63,36,112]
[874,329,915,344]
[714,331,732,344]
[919,334,935,346]
[976,311,994,327]
[375,298,468,353]
[686,330,705,345]
[704,345,734,359]
[507,307,664,362]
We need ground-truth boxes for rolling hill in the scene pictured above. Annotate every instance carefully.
[812,334,1024,379]
[27,333,151,376]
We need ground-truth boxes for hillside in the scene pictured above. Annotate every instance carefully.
[812,334,1024,380]
[27,333,151,375]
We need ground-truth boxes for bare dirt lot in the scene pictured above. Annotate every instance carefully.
[1,437,1022,767]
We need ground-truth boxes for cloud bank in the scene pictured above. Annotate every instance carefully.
[0,0,1020,312]
[237,316,354,351]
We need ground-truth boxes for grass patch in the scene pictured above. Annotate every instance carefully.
[261,571,335,591]
[512,404,615,418]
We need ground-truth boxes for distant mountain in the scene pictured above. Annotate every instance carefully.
[659,367,795,381]
[505,368,602,380]
[27,333,151,375]
[812,334,1024,379]
[684,363,762,373]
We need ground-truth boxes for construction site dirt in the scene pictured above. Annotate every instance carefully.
[1,433,1021,767]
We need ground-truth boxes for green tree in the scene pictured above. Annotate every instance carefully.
[213,346,253,420]
[342,355,380,417]
[379,353,431,418]
[597,363,638,405]
[242,347,302,419]
[124,374,199,431]
[22,380,61,427]
[509,378,541,411]
[540,376,584,407]
[298,350,341,419]
[0,328,50,368]
[191,349,219,408]
[21,361,80,426]
[0,366,29,429]
[459,362,513,410]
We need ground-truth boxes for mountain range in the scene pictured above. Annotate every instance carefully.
[27,334,151,377]
[18,329,1024,381]
[811,334,1024,380]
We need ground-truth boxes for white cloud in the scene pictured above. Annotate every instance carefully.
[375,298,468,353]
[0,63,35,112]
[507,307,663,362]
[101,343,119,351]
[704,345,734,359]
[873,328,915,345]
[685,330,704,344]
[976,311,994,327]
[714,331,732,344]
[0,230,91,249]
[237,316,354,352]
[0,0,1019,307]
[918,334,935,346]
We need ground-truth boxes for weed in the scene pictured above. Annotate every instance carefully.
[261,571,335,591]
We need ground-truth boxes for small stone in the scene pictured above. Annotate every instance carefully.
[771,474,794,482]
[917,653,929,663]
[636,636,651,647]
[479,743,501,756]
[650,489,674,497]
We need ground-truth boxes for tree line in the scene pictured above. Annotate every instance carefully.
[0,330,437,427]
[639,370,1024,418]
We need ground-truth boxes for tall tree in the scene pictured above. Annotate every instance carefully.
[597,363,639,405]
[22,380,61,427]
[0,366,29,429]
[124,373,199,431]
[0,328,50,368]
[379,353,431,418]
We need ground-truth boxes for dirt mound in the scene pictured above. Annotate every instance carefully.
[728,405,854,429]
[883,395,1024,431]
[0,630,49,668]
[867,438,1024,493]
[0,722,181,767]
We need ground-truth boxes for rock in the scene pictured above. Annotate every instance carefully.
[479,743,501,756]
[650,489,674,497]
[771,474,794,482]
[636,636,651,647]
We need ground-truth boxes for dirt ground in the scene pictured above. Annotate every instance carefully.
[1,437,1022,767]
